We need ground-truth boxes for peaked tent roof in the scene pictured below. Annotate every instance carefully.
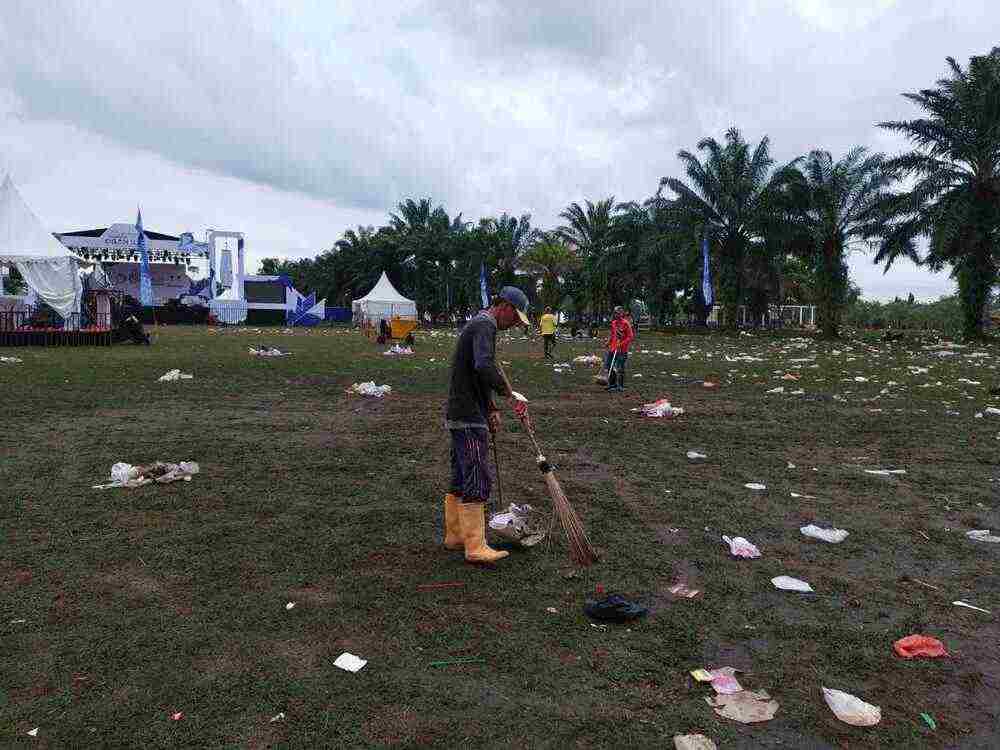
[353,271,414,304]
[58,227,180,241]
[0,175,72,262]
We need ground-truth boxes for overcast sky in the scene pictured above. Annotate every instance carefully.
[1,0,997,300]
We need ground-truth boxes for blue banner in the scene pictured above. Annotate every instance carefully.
[136,209,153,306]
[479,262,489,309]
[701,233,713,307]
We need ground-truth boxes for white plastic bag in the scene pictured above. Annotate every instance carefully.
[673,734,717,750]
[967,529,1000,543]
[771,575,813,592]
[800,524,848,544]
[348,382,392,398]
[110,462,138,484]
[333,652,367,672]
[722,535,761,558]
[822,687,881,727]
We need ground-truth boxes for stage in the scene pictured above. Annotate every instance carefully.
[0,326,113,347]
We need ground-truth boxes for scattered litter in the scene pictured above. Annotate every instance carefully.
[985,407,1000,417]
[382,345,413,356]
[822,687,881,727]
[27,728,39,737]
[10,618,26,624]
[787,462,796,469]
[706,689,779,723]
[771,576,814,593]
[966,529,1000,543]
[285,602,295,610]
[686,451,707,460]
[722,535,761,558]
[708,667,743,695]
[171,712,184,721]
[0,356,23,363]
[673,734,717,750]
[865,469,906,476]
[800,524,848,543]
[854,376,869,382]
[250,346,291,357]
[781,373,800,381]
[633,399,684,418]
[690,669,713,682]
[573,354,602,365]
[347,381,392,398]
[669,583,701,599]
[920,713,937,731]
[894,635,948,659]
[546,607,558,614]
[584,594,649,623]
[766,386,784,394]
[953,600,991,614]
[633,373,642,378]
[269,712,285,723]
[488,503,547,547]
[744,483,767,491]
[94,461,199,489]
[790,492,817,499]
[158,369,193,381]
[334,652,368,672]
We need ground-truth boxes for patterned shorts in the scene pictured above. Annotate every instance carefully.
[449,427,492,500]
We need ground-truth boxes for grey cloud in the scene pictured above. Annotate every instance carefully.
[1,0,998,298]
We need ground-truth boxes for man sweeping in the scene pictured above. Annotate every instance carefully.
[443,286,530,564]
[604,306,635,392]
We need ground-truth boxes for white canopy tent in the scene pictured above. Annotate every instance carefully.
[352,271,416,323]
[0,175,82,321]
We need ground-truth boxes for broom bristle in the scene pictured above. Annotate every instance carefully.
[544,471,598,566]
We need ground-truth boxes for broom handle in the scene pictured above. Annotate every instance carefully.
[496,361,544,457]
[490,431,504,507]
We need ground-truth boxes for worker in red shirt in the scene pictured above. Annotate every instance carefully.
[605,306,635,392]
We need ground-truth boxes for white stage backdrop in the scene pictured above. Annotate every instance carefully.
[105,263,191,304]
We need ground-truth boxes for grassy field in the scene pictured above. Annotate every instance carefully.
[2,324,999,748]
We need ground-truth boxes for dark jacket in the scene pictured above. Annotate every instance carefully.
[446,311,509,428]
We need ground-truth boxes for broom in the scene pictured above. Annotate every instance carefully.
[497,365,598,567]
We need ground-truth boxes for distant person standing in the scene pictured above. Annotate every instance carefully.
[605,306,635,392]
[540,306,558,359]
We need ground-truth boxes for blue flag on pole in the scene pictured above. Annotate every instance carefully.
[479,261,490,309]
[701,233,713,307]
[136,208,153,307]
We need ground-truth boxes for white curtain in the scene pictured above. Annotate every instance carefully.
[14,257,82,321]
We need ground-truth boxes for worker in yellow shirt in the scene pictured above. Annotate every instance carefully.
[540,306,558,359]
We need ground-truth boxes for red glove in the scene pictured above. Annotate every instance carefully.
[512,399,528,420]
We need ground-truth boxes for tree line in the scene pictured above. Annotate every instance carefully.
[261,47,1000,339]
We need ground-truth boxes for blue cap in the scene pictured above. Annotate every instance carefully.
[498,286,530,325]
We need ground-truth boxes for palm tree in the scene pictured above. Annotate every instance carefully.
[518,237,580,309]
[874,48,1000,339]
[663,128,798,328]
[557,198,621,318]
[782,148,890,337]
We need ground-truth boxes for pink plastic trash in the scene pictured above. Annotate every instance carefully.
[722,535,761,558]
[893,635,948,659]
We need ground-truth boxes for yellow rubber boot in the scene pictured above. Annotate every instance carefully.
[458,502,509,564]
[444,494,464,550]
